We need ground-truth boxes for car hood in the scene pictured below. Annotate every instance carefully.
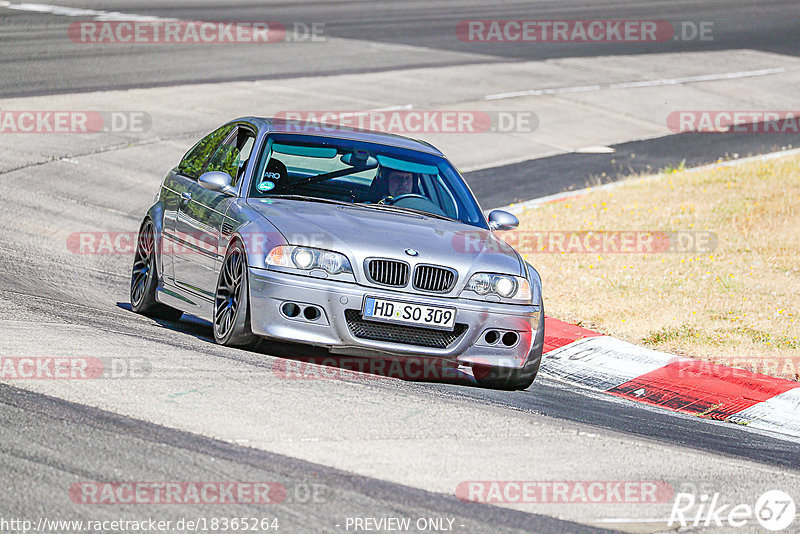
[247,199,524,289]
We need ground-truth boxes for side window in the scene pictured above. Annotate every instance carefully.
[205,126,257,187]
[234,128,256,186]
[177,124,235,179]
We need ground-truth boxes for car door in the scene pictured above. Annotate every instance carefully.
[161,125,232,283]
[173,125,256,301]
[164,123,234,299]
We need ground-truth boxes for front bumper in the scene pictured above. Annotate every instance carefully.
[248,267,541,370]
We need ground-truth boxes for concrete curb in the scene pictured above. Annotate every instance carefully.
[540,317,800,439]
[486,150,800,439]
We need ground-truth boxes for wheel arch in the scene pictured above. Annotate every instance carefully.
[218,216,287,276]
[525,261,543,308]
[140,201,167,283]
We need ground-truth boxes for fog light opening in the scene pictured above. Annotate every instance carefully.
[484,330,500,345]
[502,331,519,347]
[282,302,301,318]
[303,306,321,321]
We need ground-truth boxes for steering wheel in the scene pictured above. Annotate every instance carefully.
[388,194,429,205]
[388,193,449,217]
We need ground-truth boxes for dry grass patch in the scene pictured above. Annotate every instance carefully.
[508,154,800,380]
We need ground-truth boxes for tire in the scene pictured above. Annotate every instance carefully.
[213,240,260,348]
[474,297,545,391]
[130,220,183,322]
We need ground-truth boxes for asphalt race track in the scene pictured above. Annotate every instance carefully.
[2,0,799,97]
[1,1,799,533]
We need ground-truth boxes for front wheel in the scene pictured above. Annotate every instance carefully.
[474,298,545,391]
[213,241,260,348]
[130,220,183,322]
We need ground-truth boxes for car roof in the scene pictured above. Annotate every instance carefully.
[233,116,444,156]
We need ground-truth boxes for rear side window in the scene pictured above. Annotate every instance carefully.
[177,124,235,179]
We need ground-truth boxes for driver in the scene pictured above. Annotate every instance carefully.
[386,170,414,197]
[372,166,416,203]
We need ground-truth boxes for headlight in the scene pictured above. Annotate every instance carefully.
[292,248,314,270]
[266,245,353,276]
[464,273,532,303]
[468,273,493,295]
[494,276,516,298]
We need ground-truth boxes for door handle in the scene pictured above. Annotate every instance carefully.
[180,191,192,204]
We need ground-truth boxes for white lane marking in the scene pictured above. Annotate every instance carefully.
[369,104,414,112]
[484,67,799,101]
[540,337,685,391]
[4,2,175,22]
[592,518,673,524]
[574,145,615,154]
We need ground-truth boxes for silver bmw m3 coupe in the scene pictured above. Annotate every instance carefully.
[131,117,544,390]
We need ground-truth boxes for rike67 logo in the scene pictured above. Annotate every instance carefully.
[669,489,796,531]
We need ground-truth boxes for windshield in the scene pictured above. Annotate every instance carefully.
[248,133,488,228]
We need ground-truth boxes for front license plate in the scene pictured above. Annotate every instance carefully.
[362,297,456,331]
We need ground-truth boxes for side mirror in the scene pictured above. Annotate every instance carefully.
[198,171,235,195]
[487,210,519,231]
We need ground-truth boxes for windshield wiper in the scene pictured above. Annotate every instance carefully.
[355,202,458,222]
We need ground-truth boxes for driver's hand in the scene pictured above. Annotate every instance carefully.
[377,196,393,205]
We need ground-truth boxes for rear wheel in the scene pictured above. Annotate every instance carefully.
[130,220,183,321]
[213,241,260,348]
[474,297,545,391]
